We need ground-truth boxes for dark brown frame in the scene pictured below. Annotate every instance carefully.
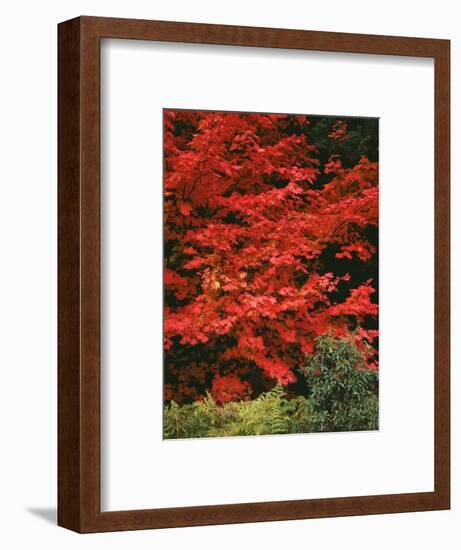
[58,16,450,533]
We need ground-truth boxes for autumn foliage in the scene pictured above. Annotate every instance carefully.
[164,109,378,404]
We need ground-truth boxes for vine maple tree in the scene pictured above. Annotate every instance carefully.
[164,109,378,404]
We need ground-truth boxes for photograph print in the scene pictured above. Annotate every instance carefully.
[163,109,379,439]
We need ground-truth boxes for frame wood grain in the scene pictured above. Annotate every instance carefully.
[58,15,450,533]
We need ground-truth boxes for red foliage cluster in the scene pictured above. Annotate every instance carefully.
[210,374,253,405]
[328,119,349,141]
[164,110,378,403]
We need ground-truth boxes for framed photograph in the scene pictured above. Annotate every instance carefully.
[58,16,450,532]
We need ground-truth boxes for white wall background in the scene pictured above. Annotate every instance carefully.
[0,0,457,547]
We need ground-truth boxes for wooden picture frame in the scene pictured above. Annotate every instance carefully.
[58,16,450,533]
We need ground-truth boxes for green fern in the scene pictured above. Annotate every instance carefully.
[164,385,312,439]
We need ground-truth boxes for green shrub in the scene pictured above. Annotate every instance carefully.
[300,336,378,432]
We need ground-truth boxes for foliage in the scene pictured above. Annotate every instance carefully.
[164,337,378,438]
[301,336,379,432]
[163,384,311,439]
[210,373,253,404]
[164,109,379,403]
